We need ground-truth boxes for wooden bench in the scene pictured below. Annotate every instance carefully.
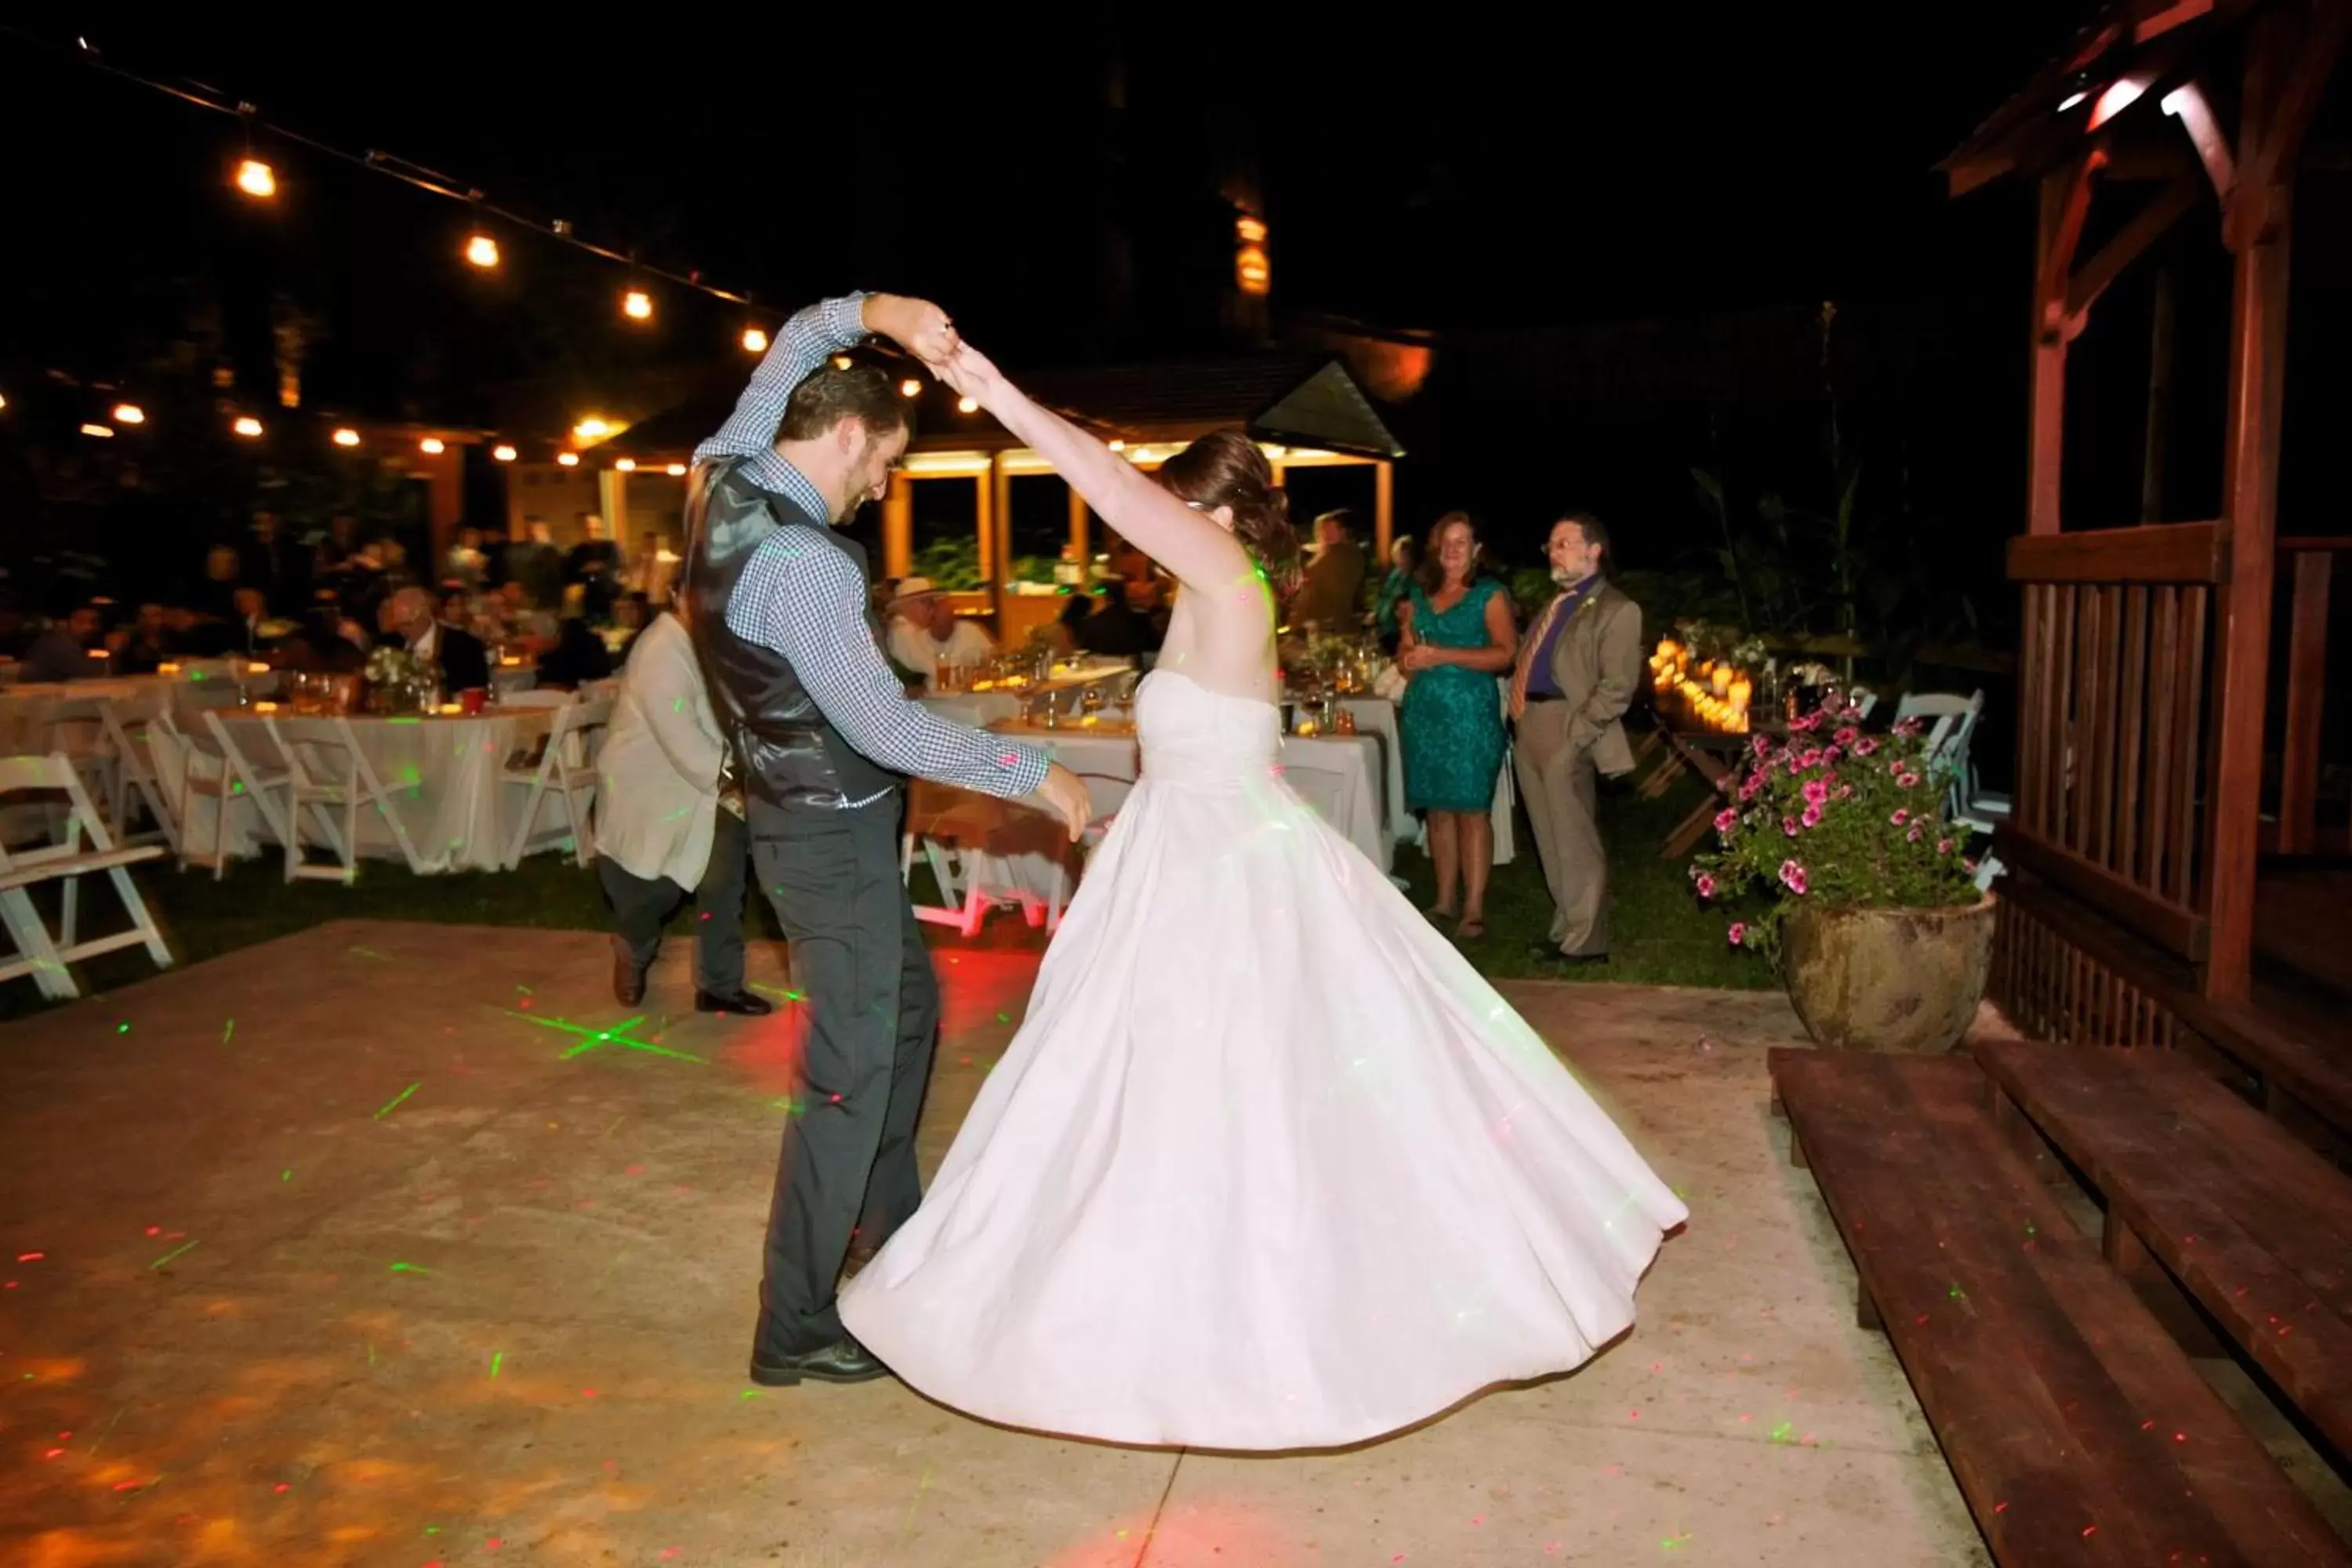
[1975,1039,2352,1465]
[1769,1047,2350,1566]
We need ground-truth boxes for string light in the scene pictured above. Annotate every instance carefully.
[232,416,264,437]
[492,444,517,462]
[831,355,852,371]
[614,457,637,472]
[899,379,923,398]
[957,395,979,413]
[741,326,769,354]
[80,423,115,438]
[111,403,145,425]
[0,391,9,412]
[332,428,361,448]
[622,289,653,322]
[464,233,500,269]
[665,463,686,477]
[234,158,276,199]
[572,417,612,441]
[419,437,446,455]
[556,452,580,467]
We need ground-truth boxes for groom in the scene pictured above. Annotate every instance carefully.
[685,291,1088,1387]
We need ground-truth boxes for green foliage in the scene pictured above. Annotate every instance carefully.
[1693,702,1979,960]
[909,535,985,590]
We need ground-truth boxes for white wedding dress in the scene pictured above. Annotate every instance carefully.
[838,670,1687,1450]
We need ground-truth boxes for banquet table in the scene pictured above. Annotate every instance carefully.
[0,670,275,753]
[1335,695,1515,865]
[146,706,557,874]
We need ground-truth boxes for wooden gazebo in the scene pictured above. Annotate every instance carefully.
[1943,0,2350,1138]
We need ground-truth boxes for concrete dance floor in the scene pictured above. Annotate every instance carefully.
[0,920,1987,1566]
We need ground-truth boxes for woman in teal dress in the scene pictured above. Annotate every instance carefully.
[1397,511,1520,940]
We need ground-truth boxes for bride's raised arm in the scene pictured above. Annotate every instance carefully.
[927,344,1255,599]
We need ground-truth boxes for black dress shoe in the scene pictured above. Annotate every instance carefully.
[748,1336,889,1387]
[695,989,774,1015]
[613,953,648,1006]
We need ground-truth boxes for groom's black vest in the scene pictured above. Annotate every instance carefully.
[683,457,899,812]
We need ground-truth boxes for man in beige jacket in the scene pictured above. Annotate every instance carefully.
[1509,513,1642,964]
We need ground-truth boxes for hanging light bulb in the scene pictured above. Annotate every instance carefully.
[332,427,361,448]
[492,444,517,463]
[81,423,115,439]
[232,416,264,438]
[831,355,852,371]
[622,289,653,321]
[419,437,446,456]
[614,457,637,472]
[957,395,979,413]
[898,378,923,398]
[572,417,612,441]
[741,326,769,354]
[235,158,276,199]
[665,463,687,477]
[464,233,500,269]
[556,452,580,467]
[111,402,145,425]
[0,390,9,412]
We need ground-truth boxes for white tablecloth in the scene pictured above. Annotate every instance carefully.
[1338,696,1515,864]
[147,709,554,874]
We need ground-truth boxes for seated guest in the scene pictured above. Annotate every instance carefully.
[1076,582,1162,659]
[115,602,181,674]
[537,615,614,688]
[594,601,767,1016]
[1043,590,1095,657]
[884,576,996,687]
[274,609,372,675]
[23,604,107,681]
[196,545,244,622]
[383,585,491,692]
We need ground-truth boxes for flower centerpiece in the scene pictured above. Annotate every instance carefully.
[1693,701,1994,1054]
[364,644,430,713]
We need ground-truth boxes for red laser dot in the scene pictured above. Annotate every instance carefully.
[1994,1502,2008,1512]
[145,1226,160,1236]
[17,1252,42,1262]
[274,1483,290,1494]
[2082,1526,2097,1537]
[487,1541,503,1552]
[112,1480,140,1492]
[583,1388,597,1398]
[42,1447,63,1459]
[626,1164,646,1176]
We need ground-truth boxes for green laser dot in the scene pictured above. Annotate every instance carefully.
[489,1352,502,1378]
[116,1022,129,1034]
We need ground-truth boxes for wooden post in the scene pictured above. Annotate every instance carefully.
[1374,459,1394,563]
[973,470,996,615]
[426,445,465,567]
[2202,20,2297,1004]
[597,469,630,553]
[2027,155,2100,536]
[882,474,913,580]
[2278,550,2331,855]
[1067,483,1090,574]
[2140,267,2176,522]
[989,456,1014,622]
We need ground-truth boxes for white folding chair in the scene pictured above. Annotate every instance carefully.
[1893,691,1984,824]
[34,695,118,837]
[503,698,612,868]
[273,716,427,882]
[173,711,295,879]
[95,695,180,853]
[0,752,173,1000]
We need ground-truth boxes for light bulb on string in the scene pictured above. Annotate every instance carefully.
[235,158,276,199]
[464,233,500,269]
[556,452,580,467]
[665,463,687,477]
[622,289,653,322]
[898,378,922,398]
[957,395,979,413]
[741,326,769,354]
[492,444,517,463]
[232,416,264,438]
[419,437,446,455]
[572,417,612,441]
[80,423,115,439]
[614,457,637,472]
[0,391,9,412]
[111,403,145,426]
[332,428,361,448]
[831,355,852,370]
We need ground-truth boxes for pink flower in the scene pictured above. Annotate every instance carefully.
[1853,737,1879,757]
[1779,859,1809,895]
[1798,747,1824,769]
[1714,808,1738,834]
[1802,779,1830,806]
[1800,804,1822,828]
[1937,837,1955,855]
[1822,745,1842,763]
[1836,784,1853,798]
[1898,771,1922,789]
[1907,825,1924,843]
[1781,816,1799,837]
[1727,921,1747,948]
[1789,713,1820,733]
[1751,735,1772,757]
[1834,727,1858,745]
[1889,808,1908,826]
[1739,777,1762,801]
[1893,717,1924,738]
[1694,873,1718,899]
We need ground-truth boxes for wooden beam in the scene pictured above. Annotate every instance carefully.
[2026,162,2085,537]
[1067,483,1090,575]
[989,456,1013,612]
[2037,147,2107,332]
[1373,460,1395,564]
[881,474,913,580]
[2160,79,2237,201]
[1993,825,2211,964]
[2236,0,2350,218]
[2133,0,2213,42]
[2277,550,2331,855]
[2140,266,2178,521]
[2007,522,2227,584]
[2064,174,2201,320]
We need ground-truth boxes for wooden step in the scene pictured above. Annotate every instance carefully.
[1974,1039,2352,1464]
[1769,1047,2350,1566]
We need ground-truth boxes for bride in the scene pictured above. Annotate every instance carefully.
[837,339,1687,1451]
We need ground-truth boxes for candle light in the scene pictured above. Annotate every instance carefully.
[1711,665,1733,697]
[158,662,180,674]
[253,702,278,714]
[247,662,270,674]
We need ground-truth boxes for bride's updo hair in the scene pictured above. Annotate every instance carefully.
[1156,430,1301,593]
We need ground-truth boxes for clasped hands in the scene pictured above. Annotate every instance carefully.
[861,292,1002,410]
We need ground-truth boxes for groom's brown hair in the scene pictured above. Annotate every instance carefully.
[778,365,913,445]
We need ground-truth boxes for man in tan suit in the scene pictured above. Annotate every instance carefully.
[1510,513,1642,964]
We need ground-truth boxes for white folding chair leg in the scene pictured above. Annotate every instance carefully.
[0,886,78,1000]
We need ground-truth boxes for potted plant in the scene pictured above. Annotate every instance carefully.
[1693,702,1992,1054]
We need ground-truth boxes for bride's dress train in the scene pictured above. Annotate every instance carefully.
[840,670,1686,1449]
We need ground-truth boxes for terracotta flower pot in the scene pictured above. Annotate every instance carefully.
[1778,893,1998,1054]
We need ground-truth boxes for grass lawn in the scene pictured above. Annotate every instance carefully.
[1,768,1769,1022]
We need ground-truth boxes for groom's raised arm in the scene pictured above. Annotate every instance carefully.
[726,531,1050,801]
[695,293,870,475]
